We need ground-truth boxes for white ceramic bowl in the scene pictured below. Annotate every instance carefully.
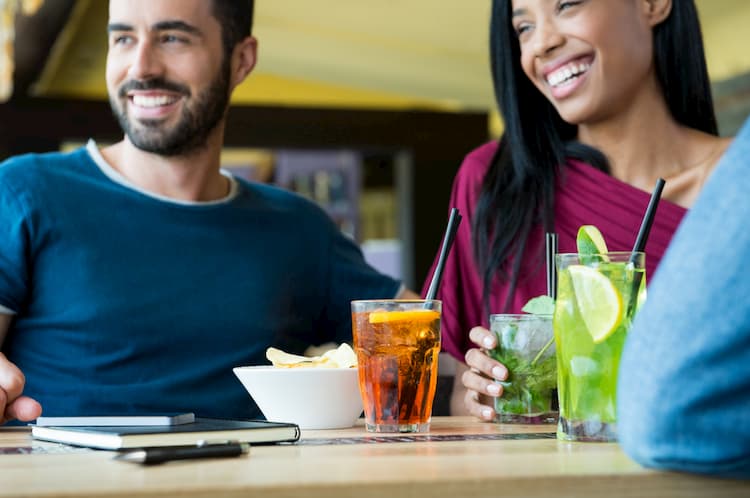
[233,366,363,430]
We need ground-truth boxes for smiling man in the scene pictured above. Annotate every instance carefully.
[0,0,414,425]
[102,0,255,199]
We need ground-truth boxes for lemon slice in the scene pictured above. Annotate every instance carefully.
[576,225,609,255]
[369,310,440,324]
[568,265,622,343]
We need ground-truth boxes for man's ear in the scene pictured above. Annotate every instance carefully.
[230,36,258,90]
[643,0,672,27]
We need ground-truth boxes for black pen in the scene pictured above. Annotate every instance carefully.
[114,441,250,465]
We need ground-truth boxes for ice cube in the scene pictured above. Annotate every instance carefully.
[524,322,553,352]
[570,356,599,377]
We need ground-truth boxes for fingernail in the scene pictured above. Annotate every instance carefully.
[481,408,494,420]
[492,366,507,381]
[483,336,494,349]
[487,383,501,395]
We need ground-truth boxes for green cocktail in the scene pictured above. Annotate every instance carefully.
[489,314,557,424]
[554,252,645,442]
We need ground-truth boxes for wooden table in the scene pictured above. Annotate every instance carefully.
[0,417,747,497]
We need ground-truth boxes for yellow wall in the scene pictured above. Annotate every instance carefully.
[31,0,750,118]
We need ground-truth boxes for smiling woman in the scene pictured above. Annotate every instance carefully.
[513,0,659,123]
[422,0,735,421]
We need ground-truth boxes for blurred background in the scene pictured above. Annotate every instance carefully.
[1,0,749,292]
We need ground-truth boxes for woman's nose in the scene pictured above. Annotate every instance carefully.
[531,19,565,58]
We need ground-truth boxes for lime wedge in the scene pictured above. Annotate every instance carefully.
[568,265,622,343]
[576,225,609,255]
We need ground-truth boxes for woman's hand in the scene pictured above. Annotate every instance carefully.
[450,326,509,421]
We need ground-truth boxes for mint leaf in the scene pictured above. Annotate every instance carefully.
[489,346,557,416]
[522,295,555,316]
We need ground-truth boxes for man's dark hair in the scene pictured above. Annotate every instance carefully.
[211,0,254,58]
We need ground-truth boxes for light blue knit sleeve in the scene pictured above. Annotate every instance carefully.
[617,117,750,478]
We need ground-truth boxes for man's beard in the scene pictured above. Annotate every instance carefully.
[110,59,231,157]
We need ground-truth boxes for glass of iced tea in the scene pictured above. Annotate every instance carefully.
[351,300,441,433]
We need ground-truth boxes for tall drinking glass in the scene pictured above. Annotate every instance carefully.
[351,300,441,433]
[489,314,557,424]
[554,252,646,442]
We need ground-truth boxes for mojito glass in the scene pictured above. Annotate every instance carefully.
[489,314,557,424]
[554,252,646,442]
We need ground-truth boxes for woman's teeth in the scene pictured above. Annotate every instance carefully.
[547,62,591,88]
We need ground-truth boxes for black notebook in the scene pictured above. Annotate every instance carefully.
[30,417,300,450]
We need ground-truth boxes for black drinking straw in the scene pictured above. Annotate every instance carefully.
[532,232,558,367]
[631,178,666,256]
[424,207,462,302]
[402,208,461,421]
[545,232,558,299]
[627,178,666,316]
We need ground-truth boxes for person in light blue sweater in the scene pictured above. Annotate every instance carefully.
[618,116,750,479]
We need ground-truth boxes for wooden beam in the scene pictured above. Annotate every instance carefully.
[12,0,77,100]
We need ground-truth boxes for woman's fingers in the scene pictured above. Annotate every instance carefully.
[465,347,508,381]
[462,377,498,421]
[462,364,504,397]
[469,326,497,350]
[457,327,512,422]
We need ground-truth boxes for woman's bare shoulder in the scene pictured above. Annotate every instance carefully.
[662,131,733,208]
[700,133,733,173]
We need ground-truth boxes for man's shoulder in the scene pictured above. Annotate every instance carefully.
[232,177,331,221]
[0,147,89,181]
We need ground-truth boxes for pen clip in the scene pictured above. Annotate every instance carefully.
[196,439,240,447]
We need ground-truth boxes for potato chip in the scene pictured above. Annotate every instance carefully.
[265,347,319,367]
[265,344,357,368]
[318,343,357,368]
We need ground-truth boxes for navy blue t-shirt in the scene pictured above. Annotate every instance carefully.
[0,142,400,419]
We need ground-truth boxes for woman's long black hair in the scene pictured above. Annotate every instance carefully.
[473,0,718,313]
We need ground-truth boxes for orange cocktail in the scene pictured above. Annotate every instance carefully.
[351,300,441,433]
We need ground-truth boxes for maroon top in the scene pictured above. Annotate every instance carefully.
[422,141,688,362]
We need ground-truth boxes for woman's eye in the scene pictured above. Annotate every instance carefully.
[515,23,532,37]
[558,0,582,13]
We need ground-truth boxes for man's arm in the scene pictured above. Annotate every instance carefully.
[0,313,9,346]
[618,119,750,478]
[0,314,42,424]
